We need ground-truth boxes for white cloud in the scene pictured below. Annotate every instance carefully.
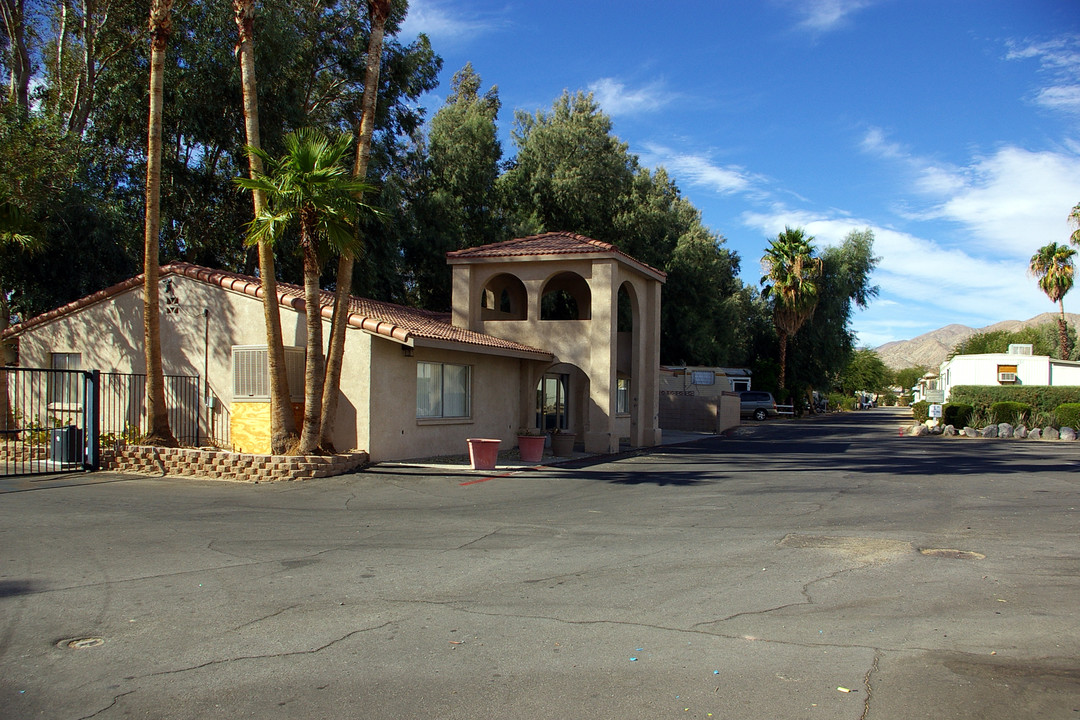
[639,144,760,196]
[859,128,1080,256]
[923,147,1080,256]
[1005,35,1080,114]
[400,0,505,43]
[587,78,672,116]
[791,0,878,32]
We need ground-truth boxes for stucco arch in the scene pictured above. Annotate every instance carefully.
[541,271,591,321]
[480,273,528,321]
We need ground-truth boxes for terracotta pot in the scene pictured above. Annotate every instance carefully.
[466,438,500,470]
[549,432,575,457]
[517,435,545,463]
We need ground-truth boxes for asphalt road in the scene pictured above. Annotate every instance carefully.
[2,407,1078,719]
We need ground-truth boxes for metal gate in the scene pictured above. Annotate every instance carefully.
[0,368,200,477]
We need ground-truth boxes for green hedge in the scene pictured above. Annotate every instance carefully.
[989,401,1032,424]
[943,403,973,427]
[1054,403,1080,428]
[947,386,1080,415]
[912,401,929,423]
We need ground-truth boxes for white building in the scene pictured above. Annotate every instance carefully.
[939,344,1080,401]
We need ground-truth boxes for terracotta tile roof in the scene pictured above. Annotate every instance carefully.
[447,232,667,281]
[4,262,553,360]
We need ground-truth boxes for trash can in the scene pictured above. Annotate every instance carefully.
[49,426,83,463]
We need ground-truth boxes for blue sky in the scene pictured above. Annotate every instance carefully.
[401,0,1080,348]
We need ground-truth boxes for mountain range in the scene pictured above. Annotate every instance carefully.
[874,312,1080,370]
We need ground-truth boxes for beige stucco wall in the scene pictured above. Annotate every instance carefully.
[15,275,371,454]
[366,338,536,462]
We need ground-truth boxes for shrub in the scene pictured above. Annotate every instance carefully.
[948,385,1080,416]
[827,393,846,411]
[882,391,898,406]
[942,403,973,427]
[897,395,910,407]
[989,401,1032,424]
[911,401,930,423]
[1054,403,1080,429]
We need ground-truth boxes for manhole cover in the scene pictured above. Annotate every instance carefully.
[919,548,985,560]
[59,637,104,649]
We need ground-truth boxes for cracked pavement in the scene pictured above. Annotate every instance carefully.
[1,407,1079,718]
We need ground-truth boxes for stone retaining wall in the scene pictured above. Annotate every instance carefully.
[103,446,368,482]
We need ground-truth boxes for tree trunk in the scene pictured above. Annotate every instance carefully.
[298,222,325,455]
[319,0,390,452]
[1058,302,1070,360]
[1,0,32,115]
[234,0,298,454]
[142,0,177,447]
[777,329,789,392]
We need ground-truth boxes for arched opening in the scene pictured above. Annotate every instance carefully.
[616,282,639,418]
[541,272,591,321]
[480,273,527,320]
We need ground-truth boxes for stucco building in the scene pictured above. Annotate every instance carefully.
[6,232,666,462]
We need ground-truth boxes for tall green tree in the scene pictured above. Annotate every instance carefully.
[236,129,375,454]
[761,226,822,391]
[402,62,503,310]
[787,228,879,398]
[498,90,634,242]
[142,0,177,447]
[1029,241,1076,360]
[838,348,889,396]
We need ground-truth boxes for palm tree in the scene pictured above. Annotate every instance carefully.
[1029,242,1076,360]
[761,226,822,391]
[1070,202,1080,247]
[233,0,298,454]
[235,129,376,454]
[320,0,391,451]
[141,0,177,447]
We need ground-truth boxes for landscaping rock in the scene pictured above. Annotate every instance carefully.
[981,425,998,438]
[962,426,978,437]
[998,423,1014,439]
[942,425,957,436]
[910,424,929,436]
[1061,427,1077,441]
[1016,425,1028,439]
[1044,427,1060,441]
[1029,428,1042,440]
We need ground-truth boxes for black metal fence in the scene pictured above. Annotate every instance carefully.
[0,368,202,477]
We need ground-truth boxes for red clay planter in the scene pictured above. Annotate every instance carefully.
[466,438,501,470]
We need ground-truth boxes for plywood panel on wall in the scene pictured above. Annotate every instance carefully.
[231,402,304,454]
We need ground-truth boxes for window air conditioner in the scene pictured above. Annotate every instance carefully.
[998,372,1017,383]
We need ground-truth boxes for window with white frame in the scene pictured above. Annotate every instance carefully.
[48,352,81,405]
[232,346,305,400]
[417,362,471,419]
[616,377,630,415]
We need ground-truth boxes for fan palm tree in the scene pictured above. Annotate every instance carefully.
[761,226,822,391]
[142,0,177,447]
[233,0,298,454]
[1070,202,1080,247]
[1029,241,1076,360]
[236,129,376,454]
[320,0,391,451]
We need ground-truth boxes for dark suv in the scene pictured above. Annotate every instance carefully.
[740,391,778,421]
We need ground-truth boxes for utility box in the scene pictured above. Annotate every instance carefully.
[49,426,83,464]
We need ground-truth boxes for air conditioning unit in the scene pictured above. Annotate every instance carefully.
[998,372,1017,383]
